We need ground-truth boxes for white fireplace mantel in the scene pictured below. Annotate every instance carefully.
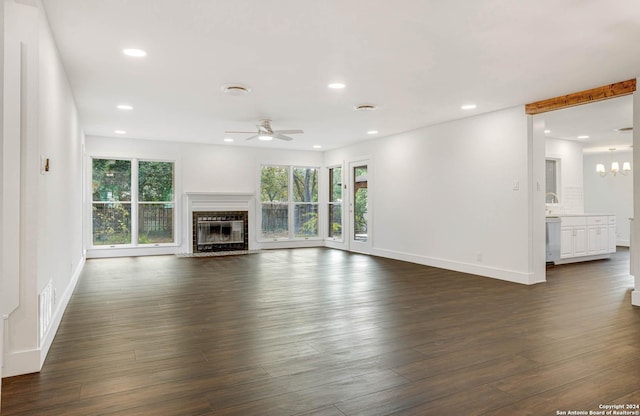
[184,192,256,252]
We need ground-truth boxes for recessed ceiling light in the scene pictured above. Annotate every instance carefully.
[354,104,377,111]
[117,104,133,110]
[461,104,477,110]
[221,84,251,95]
[544,129,551,134]
[114,130,126,134]
[577,135,589,139]
[313,145,322,149]
[224,138,234,142]
[367,130,378,135]
[328,83,346,89]
[122,48,147,57]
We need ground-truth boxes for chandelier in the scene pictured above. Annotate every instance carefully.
[596,148,631,177]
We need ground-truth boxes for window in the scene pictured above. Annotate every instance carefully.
[353,165,368,241]
[545,159,560,204]
[261,166,289,239]
[138,161,175,244]
[92,158,175,246]
[293,167,318,237]
[260,165,319,240]
[328,166,342,239]
[92,159,132,245]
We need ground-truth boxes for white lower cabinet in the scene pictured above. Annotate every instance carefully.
[560,217,587,259]
[608,216,617,253]
[558,215,616,262]
[587,216,609,255]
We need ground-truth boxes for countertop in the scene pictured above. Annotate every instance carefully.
[547,213,614,217]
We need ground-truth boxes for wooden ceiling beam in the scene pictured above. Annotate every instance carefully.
[525,79,636,115]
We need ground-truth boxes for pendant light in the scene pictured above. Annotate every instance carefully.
[596,148,631,177]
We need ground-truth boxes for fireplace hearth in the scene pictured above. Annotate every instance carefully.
[192,211,248,252]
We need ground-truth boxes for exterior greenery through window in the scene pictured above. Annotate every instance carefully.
[92,158,175,246]
[260,165,318,239]
[328,166,342,239]
[353,165,368,241]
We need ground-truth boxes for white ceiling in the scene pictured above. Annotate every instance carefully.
[40,0,640,151]
[539,95,633,154]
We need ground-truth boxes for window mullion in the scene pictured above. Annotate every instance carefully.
[289,166,294,239]
[131,159,139,246]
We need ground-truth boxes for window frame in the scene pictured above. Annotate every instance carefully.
[545,158,561,204]
[90,157,177,249]
[258,164,321,242]
[327,165,344,242]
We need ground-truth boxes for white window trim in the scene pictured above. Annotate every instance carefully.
[88,157,178,252]
[326,164,344,242]
[258,164,322,242]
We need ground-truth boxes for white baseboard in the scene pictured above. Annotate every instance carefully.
[2,347,41,378]
[3,256,85,378]
[371,247,542,285]
[632,290,640,307]
[39,257,85,368]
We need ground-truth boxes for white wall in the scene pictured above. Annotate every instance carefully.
[324,106,541,284]
[2,0,85,378]
[85,136,324,255]
[583,151,633,246]
[631,84,640,306]
[0,0,5,403]
[545,138,584,214]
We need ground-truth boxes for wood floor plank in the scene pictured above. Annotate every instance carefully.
[2,247,638,415]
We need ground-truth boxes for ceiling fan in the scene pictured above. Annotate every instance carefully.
[225,119,303,141]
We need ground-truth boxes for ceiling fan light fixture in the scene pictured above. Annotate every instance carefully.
[258,134,273,141]
[221,84,251,96]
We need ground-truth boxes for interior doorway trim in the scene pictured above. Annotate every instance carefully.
[525,79,636,115]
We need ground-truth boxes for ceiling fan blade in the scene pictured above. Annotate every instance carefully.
[225,131,258,134]
[272,134,294,141]
[245,135,260,141]
[273,129,303,134]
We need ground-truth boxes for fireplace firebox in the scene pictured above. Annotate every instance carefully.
[192,211,248,252]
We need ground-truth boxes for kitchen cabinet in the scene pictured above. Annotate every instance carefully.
[608,216,617,253]
[557,214,616,264]
[560,216,587,259]
[587,216,609,255]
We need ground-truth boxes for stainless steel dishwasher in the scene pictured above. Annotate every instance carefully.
[546,217,561,263]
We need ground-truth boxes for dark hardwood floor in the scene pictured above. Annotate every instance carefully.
[2,248,639,415]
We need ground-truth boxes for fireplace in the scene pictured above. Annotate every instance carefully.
[192,211,248,252]
[185,192,254,253]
